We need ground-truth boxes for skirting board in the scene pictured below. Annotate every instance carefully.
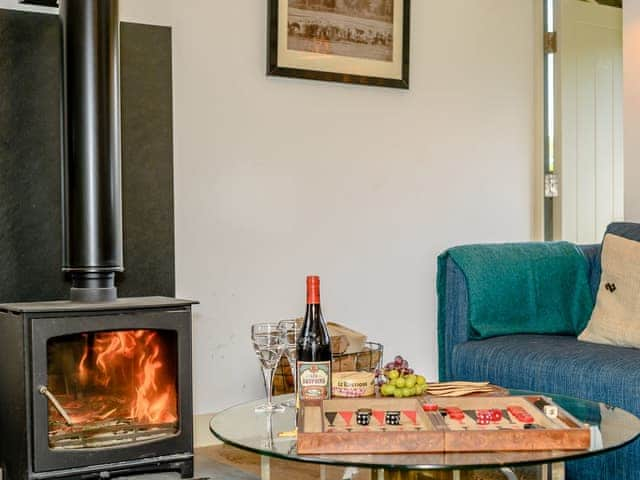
[194,413,221,448]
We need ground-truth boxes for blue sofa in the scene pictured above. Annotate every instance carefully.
[438,243,640,480]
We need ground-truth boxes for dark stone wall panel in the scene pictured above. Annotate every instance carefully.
[0,9,175,302]
[119,23,175,298]
[0,9,66,302]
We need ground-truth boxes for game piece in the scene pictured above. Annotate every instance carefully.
[445,407,465,420]
[422,403,438,412]
[507,405,534,423]
[356,408,372,426]
[544,405,558,418]
[385,411,401,425]
[521,413,535,423]
[490,409,503,422]
[476,409,492,425]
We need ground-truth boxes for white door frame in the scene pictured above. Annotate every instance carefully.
[533,0,546,241]
[535,0,624,242]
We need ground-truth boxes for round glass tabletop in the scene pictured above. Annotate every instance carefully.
[209,392,640,471]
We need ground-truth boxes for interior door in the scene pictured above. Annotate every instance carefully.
[556,0,623,243]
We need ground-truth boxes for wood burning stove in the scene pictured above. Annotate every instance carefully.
[0,1,196,479]
[0,298,195,480]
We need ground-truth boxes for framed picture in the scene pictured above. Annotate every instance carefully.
[268,0,410,89]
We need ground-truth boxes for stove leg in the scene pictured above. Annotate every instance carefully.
[180,458,194,478]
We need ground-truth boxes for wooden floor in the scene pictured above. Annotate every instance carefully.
[188,445,549,480]
[126,445,557,479]
[195,444,370,479]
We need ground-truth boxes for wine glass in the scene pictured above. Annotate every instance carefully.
[278,319,301,408]
[251,322,285,413]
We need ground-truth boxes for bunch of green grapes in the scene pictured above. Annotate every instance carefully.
[378,355,428,398]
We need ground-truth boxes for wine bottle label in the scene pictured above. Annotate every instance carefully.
[297,361,331,400]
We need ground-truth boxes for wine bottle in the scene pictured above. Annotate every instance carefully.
[296,275,332,401]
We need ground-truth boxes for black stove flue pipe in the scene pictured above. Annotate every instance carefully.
[61,0,124,302]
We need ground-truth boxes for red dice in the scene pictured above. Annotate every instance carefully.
[445,407,465,420]
[507,405,534,424]
[422,403,438,412]
[475,408,503,425]
[476,409,492,425]
[490,408,503,422]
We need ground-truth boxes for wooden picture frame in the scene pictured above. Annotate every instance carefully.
[268,0,410,89]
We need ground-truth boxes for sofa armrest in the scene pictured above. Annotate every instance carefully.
[437,243,601,382]
[437,255,470,381]
[579,244,601,300]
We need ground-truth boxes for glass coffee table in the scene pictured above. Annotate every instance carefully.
[209,391,640,480]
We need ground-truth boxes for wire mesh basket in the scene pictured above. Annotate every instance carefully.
[332,341,384,373]
[273,341,383,395]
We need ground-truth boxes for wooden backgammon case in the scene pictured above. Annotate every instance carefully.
[296,396,591,455]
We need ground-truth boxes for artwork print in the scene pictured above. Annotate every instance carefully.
[287,0,395,62]
[268,0,410,89]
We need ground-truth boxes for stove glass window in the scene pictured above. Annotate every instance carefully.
[46,329,179,449]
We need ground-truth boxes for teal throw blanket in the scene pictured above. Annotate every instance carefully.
[438,242,594,339]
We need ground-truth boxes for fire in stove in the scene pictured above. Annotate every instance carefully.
[46,330,179,449]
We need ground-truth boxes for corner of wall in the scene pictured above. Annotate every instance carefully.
[194,413,220,448]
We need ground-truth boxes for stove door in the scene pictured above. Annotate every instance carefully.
[30,308,193,473]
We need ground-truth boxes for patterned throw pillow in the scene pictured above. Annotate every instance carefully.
[578,233,640,348]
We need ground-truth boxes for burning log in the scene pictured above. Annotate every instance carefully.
[49,417,178,449]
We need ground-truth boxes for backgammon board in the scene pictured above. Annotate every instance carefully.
[296,395,591,454]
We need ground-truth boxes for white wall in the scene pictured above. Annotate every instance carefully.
[624,2,640,221]
[0,1,537,415]
[169,0,536,414]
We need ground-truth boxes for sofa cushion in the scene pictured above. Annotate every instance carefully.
[579,233,640,348]
[451,334,640,415]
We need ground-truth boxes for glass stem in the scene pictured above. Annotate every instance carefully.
[262,367,275,407]
[290,361,297,396]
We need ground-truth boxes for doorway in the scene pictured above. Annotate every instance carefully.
[543,0,624,243]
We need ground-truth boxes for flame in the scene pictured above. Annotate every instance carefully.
[74,330,177,425]
[78,335,89,384]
